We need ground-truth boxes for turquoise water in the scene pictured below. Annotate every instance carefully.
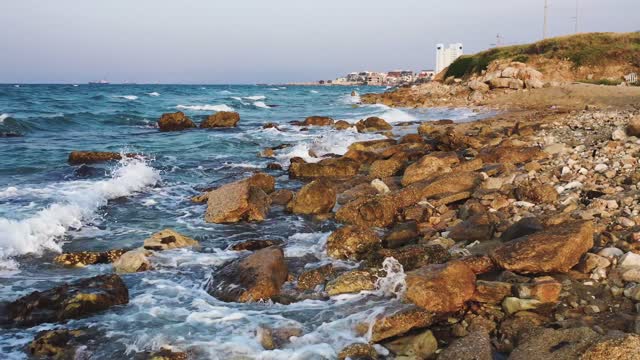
[0,84,487,359]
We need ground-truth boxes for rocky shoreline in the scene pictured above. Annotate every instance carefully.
[3,92,640,359]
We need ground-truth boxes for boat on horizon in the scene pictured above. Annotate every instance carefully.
[88,79,110,85]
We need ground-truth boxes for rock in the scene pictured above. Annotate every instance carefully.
[263,122,279,130]
[448,213,494,242]
[404,261,476,313]
[326,270,376,296]
[200,111,240,128]
[257,325,302,350]
[478,145,546,165]
[266,162,283,170]
[204,177,272,223]
[338,343,378,360]
[468,90,485,102]
[618,252,640,268]
[468,80,490,93]
[195,173,275,203]
[490,220,594,274]
[525,78,544,89]
[515,181,559,204]
[626,116,640,137]
[459,255,497,275]
[157,112,196,132]
[143,229,198,251]
[326,225,380,261]
[112,248,152,273]
[371,179,390,194]
[489,77,523,90]
[68,151,131,165]
[383,329,438,359]
[472,280,512,303]
[509,327,600,360]
[146,348,188,360]
[597,247,624,259]
[289,158,359,179]
[401,152,459,186]
[230,239,283,251]
[399,134,424,144]
[515,276,561,303]
[28,328,95,360]
[575,253,611,273]
[286,180,336,215]
[502,297,541,315]
[206,247,288,303]
[266,190,294,207]
[612,128,627,141]
[55,249,126,267]
[581,334,640,360]
[501,217,544,242]
[2,274,129,327]
[297,264,334,290]
[334,120,352,130]
[355,117,392,132]
[302,116,334,126]
[362,307,436,342]
[369,158,405,178]
[438,330,493,360]
[383,222,419,249]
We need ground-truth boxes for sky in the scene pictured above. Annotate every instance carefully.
[1,0,638,84]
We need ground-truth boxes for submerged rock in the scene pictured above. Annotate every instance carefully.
[68,151,133,165]
[286,180,336,215]
[207,247,288,302]
[200,111,240,128]
[404,261,476,313]
[112,248,152,273]
[338,343,378,360]
[326,225,381,261]
[257,325,303,350]
[297,264,334,290]
[55,249,126,267]
[28,328,96,360]
[157,112,196,132]
[3,274,129,327]
[490,220,594,274]
[231,239,283,251]
[325,270,376,296]
[143,229,199,251]
[301,116,334,126]
[204,176,273,223]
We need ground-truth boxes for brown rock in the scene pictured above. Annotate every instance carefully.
[68,151,132,165]
[3,274,129,327]
[459,255,497,275]
[231,239,283,251]
[286,180,336,215]
[112,248,152,273]
[147,348,188,360]
[325,270,376,296]
[478,145,546,165]
[515,181,559,204]
[158,112,196,132]
[383,329,438,359]
[400,134,424,144]
[404,261,476,312]
[143,229,198,251]
[270,189,294,205]
[361,307,436,342]
[333,120,352,130]
[626,116,640,137]
[401,151,459,186]
[206,247,288,302]
[297,264,334,290]
[29,328,95,360]
[200,111,240,128]
[204,178,272,223]
[490,220,594,274]
[266,162,283,170]
[383,222,419,249]
[515,276,561,303]
[289,158,359,179]
[509,327,600,360]
[355,117,392,132]
[302,116,334,126]
[338,343,378,360]
[472,280,513,303]
[369,158,405,178]
[438,330,493,360]
[448,213,495,242]
[501,217,544,242]
[55,249,126,267]
[326,226,381,260]
[582,334,640,360]
[257,325,302,350]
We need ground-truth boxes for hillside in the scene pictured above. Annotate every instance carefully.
[445,32,640,83]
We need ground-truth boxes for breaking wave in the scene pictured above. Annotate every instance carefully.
[175,104,234,112]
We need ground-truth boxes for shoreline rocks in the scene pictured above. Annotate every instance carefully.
[158,112,196,132]
[200,111,240,128]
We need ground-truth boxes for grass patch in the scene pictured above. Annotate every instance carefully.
[578,78,624,86]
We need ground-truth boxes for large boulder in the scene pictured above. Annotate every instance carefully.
[404,261,476,313]
[286,180,336,215]
[28,328,97,359]
[289,158,359,179]
[326,225,381,260]
[204,176,272,223]
[490,220,594,274]
[582,334,640,360]
[2,275,129,327]
[369,158,405,178]
[112,248,152,273]
[157,112,196,132]
[143,229,199,251]
[360,307,436,342]
[401,152,459,186]
[325,270,376,296]
[200,111,240,128]
[383,330,438,359]
[301,116,334,126]
[68,151,132,165]
[206,247,288,302]
[355,117,392,132]
[509,327,600,360]
[626,115,640,137]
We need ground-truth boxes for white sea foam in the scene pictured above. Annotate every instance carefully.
[310,90,319,94]
[253,101,271,109]
[375,258,406,299]
[219,90,232,94]
[115,95,139,101]
[0,157,160,269]
[245,95,265,101]
[147,92,161,97]
[176,104,234,112]
[0,113,9,123]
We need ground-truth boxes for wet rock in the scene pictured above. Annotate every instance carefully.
[286,180,336,215]
[383,329,437,359]
[376,244,446,271]
[206,247,288,302]
[361,307,436,342]
[200,111,240,128]
[301,116,334,126]
[404,261,476,313]
[194,173,275,203]
[515,181,559,204]
[297,264,334,290]
[582,334,640,360]
[270,189,294,205]
[143,229,198,251]
[448,213,494,242]
[326,225,381,261]
[204,177,272,223]
[500,217,544,242]
[55,249,126,267]
[289,158,359,179]
[257,325,303,350]
[157,112,196,132]
[502,297,541,315]
[28,328,95,360]
[438,330,493,360]
[338,343,378,360]
[113,248,152,273]
[515,276,561,303]
[146,348,188,360]
[472,280,512,303]
[231,239,283,251]
[325,270,376,296]
[334,120,352,130]
[490,220,594,274]
[401,151,459,186]
[266,162,283,170]
[3,274,129,327]
[68,151,132,165]
[355,117,392,132]
[509,327,600,360]
[262,122,279,130]
[383,222,418,249]
[338,183,379,204]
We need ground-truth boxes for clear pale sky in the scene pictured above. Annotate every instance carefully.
[1,0,638,84]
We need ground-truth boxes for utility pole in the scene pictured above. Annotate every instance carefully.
[543,0,549,39]
[574,0,579,33]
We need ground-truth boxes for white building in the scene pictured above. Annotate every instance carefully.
[435,43,464,74]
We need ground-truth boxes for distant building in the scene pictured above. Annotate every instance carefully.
[625,72,638,84]
[418,70,435,80]
[436,43,464,74]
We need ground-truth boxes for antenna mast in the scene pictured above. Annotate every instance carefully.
[543,0,549,39]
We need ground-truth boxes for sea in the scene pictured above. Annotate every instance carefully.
[0,84,489,359]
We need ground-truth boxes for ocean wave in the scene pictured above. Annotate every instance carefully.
[0,157,160,270]
[116,95,139,101]
[0,113,9,123]
[147,92,160,97]
[253,101,271,109]
[310,90,319,94]
[176,104,234,112]
[244,95,265,101]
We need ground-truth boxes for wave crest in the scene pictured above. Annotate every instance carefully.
[176,104,234,112]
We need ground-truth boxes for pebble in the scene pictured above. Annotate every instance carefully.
[612,128,626,141]
[594,164,608,173]
[619,252,640,268]
[598,247,624,259]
